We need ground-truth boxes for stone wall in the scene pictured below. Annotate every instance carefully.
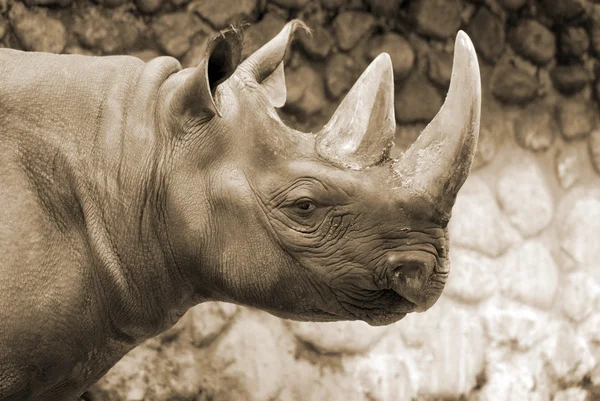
[3,0,600,399]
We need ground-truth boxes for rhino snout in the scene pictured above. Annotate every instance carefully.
[386,251,439,312]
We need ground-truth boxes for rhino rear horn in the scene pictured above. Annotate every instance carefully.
[315,53,396,170]
[237,20,308,108]
[172,27,243,117]
[393,31,481,222]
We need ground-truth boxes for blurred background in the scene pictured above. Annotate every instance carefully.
[3,0,600,399]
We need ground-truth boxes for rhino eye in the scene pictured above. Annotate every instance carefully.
[292,199,316,215]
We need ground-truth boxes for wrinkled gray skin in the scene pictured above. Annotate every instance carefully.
[0,21,480,401]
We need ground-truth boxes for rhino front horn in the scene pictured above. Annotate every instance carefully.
[316,53,396,170]
[394,31,481,222]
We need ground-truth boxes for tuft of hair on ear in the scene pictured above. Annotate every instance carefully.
[280,20,310,64]
[222,22,249,40]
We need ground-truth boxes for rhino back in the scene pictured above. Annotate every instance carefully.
[0,49,147,147]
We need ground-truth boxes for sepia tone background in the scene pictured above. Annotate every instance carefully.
[2,0,600,399]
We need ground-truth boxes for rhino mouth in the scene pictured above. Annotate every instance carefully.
[337,288,417,326]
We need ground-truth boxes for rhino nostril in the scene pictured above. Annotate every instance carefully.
[397,263,422,281]
[386,251,436,294]
[386,252,439,309]
[391,263,426,292]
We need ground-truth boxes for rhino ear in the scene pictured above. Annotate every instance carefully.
[237,20,307,108]
[174,27,243,117]
[260,62,286,108]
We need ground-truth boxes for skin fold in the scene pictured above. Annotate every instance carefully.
[0,21,480,401]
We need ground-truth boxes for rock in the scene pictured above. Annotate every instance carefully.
[499,240,558,309]
[280,359,364,401]
[8,3,66,54]
[513,102,557,152]
[91,332,208,400]
[478,350,552,401]
[460,3,477,25]
[64,46,96,56]
[555,145,585,189]
[143,312,190,350]
[270,0,309,8]
[445,248,498,304]
[409,0,462,39]
[0,18,7,41]
[550,65,591,95]
[465,6,505,63]
[579,312,600,345]
[557,187,600,266]
[113,10,144,51]
[88,346,156,401]
[556,98,596,141]
[496,157,554,237]
[189,0,257,29]
[472,126,501,170]
[591,128,600,175]
[553,388,590,401]
[288,320,389,354]
[393,124,425,154]
[181,32,213,68]
[427,50,452,89]
[367,0,403,17]
[498,0,527,10]
[324,53,359,99]
[190,301,238,347]
[242,12,286,58]
[593,363,600,386]
[74,8,136,54]
[333,11,376,52]
[210,316,289,401]
[135,0,162,13]
[297,25,334,60]
[559,27,590,60]
[344,351,416,401]
[540,0,588,21]
[145,337,208,400]
[482,298,548,351]
[366,33,414,82]
[398,297,486,397]
[394,73,443,124]
[591,6,600,56]
[152,12,209,58]
[542,322,596,384]
[449,176,521,258]
[321,0,345,9]
[129,49,161,63]
[94,0,129,7]
[492,65,539,104]
[285,65,328,117]
[510,19,556,66]
[561,271,600,322]
[23,0,71,5]
[595,80,600,106]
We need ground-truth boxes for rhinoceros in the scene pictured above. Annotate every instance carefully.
[0,20,480,401]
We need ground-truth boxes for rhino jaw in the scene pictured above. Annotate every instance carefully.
[393,30,481,222]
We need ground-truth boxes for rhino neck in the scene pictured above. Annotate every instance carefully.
[78,56,200,339]
[0,50,196,340]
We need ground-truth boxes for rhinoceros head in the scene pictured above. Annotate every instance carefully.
[159,21,480,326]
